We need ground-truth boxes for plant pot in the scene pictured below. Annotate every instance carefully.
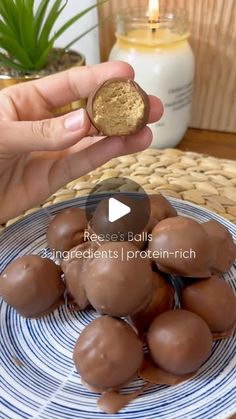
[0,48,86,115]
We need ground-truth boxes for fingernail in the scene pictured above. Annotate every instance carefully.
[65,109,85,131]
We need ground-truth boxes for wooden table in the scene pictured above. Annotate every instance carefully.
[178,129,236,160]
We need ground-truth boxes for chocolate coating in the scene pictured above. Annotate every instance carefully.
[147,309,212,375]
[131,272,175,333]
[61,242,98,310]
[87,78,150,136]
[182,275,236,333]
[73,316,143,391]
[149,216,215,277]
[88,194,150,248]
[202,220,236,273]
[47,208,87,252]
[148,194,177,230]
[0,255,64,318]
[83,242,153,316]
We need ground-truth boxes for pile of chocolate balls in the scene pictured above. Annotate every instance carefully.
[1,193,236,410]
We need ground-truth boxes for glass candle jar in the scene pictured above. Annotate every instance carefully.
[109,8,195,148]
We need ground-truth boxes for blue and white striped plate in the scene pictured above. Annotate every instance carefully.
[1,196,236,419]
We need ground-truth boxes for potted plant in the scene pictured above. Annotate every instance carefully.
[0,0,106,100]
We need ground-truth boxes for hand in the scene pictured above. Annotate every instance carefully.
[0,61,163,224]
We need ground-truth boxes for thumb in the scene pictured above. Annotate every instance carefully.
[0,109,91,153]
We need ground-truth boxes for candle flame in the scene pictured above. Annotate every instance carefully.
[149,0,160,23]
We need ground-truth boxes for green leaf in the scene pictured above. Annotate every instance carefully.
[34,39,54,70]
[64,11,111,51]
[0,52,26,71]
[0,0,20,37]
[18,2,36,61]
[65,23,100,50]
[0,0,109,72]
[0,18,15,37]
[0,35,33,68]
[0,4,10,27]
[24,0,34,14]
[52,0,107,42]
[38,0,67,52]
[0,3,7,21]
[34,0,49,39]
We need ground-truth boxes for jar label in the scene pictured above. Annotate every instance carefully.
[165,81,193,111]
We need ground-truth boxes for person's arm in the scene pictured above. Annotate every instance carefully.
[0,61,163,223]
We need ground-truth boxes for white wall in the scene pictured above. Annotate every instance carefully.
[35,0,100,64]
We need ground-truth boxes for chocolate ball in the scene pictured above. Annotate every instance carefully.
[0,255,64,318]
[182,275,236,333]
[147,309,212,375]
[83,242,153,317]
[149,216,215,277]
[88,194,150,249]
[202,220,236,273]
[131,272,175,333]
[46,208,87,252]
[148,194,177,230]
[86,78,150,136]
[61,242,98,310]
[73,316,143,391]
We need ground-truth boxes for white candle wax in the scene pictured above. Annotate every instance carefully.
[109,10,195,149]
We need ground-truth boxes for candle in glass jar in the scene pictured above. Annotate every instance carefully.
[109,2,195,148]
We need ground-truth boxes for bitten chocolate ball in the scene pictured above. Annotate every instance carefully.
[86,78,150,136]
[149,216,215,277]
[0,255,64,318]
[202,220,236,273]
[73,316,143,391]
[83,242,153,317]
[131,272,175,333]
[148,194,177,230]
[182,275,236,334]
[47,208,87,252]
[61,242,98,310]
[147,309,212,375]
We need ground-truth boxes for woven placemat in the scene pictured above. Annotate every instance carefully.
[1,148,236,231]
